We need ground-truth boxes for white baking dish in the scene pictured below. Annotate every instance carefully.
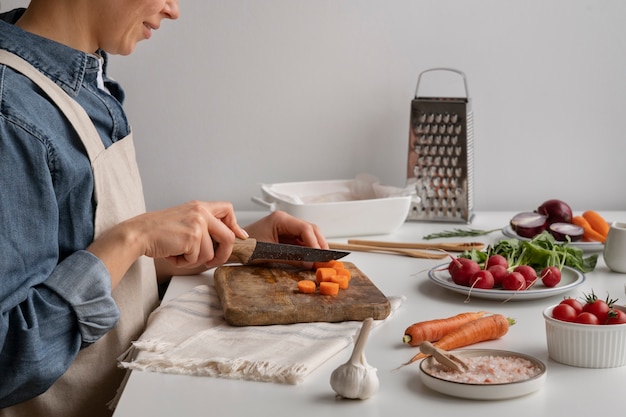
[251,179,414,238]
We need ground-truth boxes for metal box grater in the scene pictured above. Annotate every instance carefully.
[405,68,474,223]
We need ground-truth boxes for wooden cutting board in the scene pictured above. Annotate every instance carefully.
[213,262,391,326]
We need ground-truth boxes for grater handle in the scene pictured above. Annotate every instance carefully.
[414,67,469,99]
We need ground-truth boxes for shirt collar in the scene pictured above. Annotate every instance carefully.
[0,8,106,98]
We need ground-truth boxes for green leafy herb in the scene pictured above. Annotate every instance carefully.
[423,228,501,240]
[459,231,598,273]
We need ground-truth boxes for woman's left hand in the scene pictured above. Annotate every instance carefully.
[243,211,328,249]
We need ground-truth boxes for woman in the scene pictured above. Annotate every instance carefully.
[0,1,327,416]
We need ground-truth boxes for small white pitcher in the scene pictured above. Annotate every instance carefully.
[603,222,626,273]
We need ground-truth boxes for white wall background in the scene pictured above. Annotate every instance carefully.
[4,0,626,214]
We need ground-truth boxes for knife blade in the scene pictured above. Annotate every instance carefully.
[227,238,350,264]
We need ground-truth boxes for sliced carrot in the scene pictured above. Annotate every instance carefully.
[313,261,334,269]
[401,314,514,367]
[572,215,606,243]
[319,281,340,296]
[335,268,351,280]
[402,311,488,347]
[313,260,344,270]
[330,275,350,289]
[582,210,610,238]
[297,280,317,294]
[315,267,337,284]
[329,260,345,270]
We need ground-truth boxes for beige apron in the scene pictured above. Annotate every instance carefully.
[0,50,159,417]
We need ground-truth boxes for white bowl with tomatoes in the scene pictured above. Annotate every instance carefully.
[543,295,626,368]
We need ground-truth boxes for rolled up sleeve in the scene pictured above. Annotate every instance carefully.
[43,250,120,346]
[0,251,119,407]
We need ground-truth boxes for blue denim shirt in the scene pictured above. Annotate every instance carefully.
[0,8,129,407]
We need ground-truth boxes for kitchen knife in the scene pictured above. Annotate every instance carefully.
[227,238,350,264]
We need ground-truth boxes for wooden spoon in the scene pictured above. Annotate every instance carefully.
[328,243,448,260]
[419,341,469,373]
[347,239,485,252]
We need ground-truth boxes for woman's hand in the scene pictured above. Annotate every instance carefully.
[137,201,248,268]
[87,201,248,288]
[243,211,328,249]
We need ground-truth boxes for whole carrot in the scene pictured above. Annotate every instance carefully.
[402,311,488,347]
[582,210,610,239]
[400,314,515,367]
[572,215,606,243]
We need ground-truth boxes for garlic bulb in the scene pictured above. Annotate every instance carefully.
[330,317,379,400]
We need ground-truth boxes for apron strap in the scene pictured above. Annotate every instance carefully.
[0,49,105,162]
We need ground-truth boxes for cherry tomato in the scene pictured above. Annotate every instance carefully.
[583,298,610,323]
[560,298,584,315]
[606,308,626,325]
[541,266,561,288]
[575,312,601,325]
[552,303,578,322]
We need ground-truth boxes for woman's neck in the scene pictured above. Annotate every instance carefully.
[16,2,97,53]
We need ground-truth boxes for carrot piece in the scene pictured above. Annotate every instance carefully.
[330,275,350,289]
[329,260,345,270]
[319,281,340,296]
[402,311,488,347]
[582,210,610,238]
[313,260,344,270]
[335,268,351,280]
[400,314,515,367]
[313,261,334,269]
[315,267,337,284]
[572,215,606,243]
[297,280,317,294]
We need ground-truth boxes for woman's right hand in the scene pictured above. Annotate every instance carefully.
[87,201,248,288]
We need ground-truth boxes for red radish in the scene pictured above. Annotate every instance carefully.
[510,212,547,238]
[469,270,495,289]
[514,265,538,288]
[548,222,584,242]
[448,257,481,287]
[502,271,526,291]
[486,254,508,269]
[487,265,508,287]
[541,266,561,287]
[536,199,573,225]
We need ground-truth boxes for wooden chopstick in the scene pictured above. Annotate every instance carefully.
[347,239,485,252]
[328,242,448,260]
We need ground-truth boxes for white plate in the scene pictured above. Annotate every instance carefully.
[502,224,603,251]
[419,349,547,400]
[428,263,585,301]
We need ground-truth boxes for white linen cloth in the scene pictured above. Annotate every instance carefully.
[118,284,404,384]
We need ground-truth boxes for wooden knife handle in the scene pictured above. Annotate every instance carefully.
[227,238,257,264]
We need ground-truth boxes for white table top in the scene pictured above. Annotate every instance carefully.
[113,211,626,416]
